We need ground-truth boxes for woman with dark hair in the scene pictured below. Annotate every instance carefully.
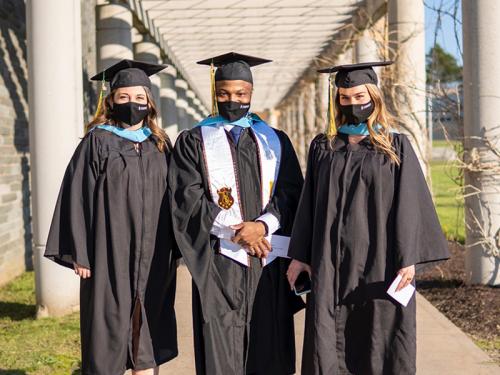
[45,60,179,375]
[286,62,450,375]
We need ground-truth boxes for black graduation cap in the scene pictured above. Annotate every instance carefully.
[91,59,168,90]
[317,61,393,88]
[197,52,272,84]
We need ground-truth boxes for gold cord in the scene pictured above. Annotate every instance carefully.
[210,63,218,116]
[326,73,337,138]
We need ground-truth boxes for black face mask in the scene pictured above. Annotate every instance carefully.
[111,102,149,126]
[339,101,374,125]
[217,101,250,122]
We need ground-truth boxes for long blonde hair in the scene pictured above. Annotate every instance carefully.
[86,87,170,152]
[333,83,400,164]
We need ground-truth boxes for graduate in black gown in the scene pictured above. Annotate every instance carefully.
[169,52,305,375]
[45,60,179,375]
[286,62,450,375]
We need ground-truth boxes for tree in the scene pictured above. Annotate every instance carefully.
[426,43,462,83]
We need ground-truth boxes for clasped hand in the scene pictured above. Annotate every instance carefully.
[230,221,271,258]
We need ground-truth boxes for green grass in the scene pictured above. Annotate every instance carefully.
[430,161,465,243]
[432,139,459,148]
[0,272,81,374]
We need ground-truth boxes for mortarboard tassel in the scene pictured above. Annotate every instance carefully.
[326,74,337,138]
[210,62,218,116]
[94,74,107,118]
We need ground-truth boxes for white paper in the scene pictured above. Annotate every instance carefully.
[262,234,290,266]
[387,274,416,307]
[220,234,291,267]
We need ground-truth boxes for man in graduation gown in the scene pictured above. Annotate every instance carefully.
[287,62,450,375]
[45,60,179,374]
[169,52,305,375]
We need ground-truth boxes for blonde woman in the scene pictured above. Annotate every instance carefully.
[45,60,179,375]
[286,62,449,375]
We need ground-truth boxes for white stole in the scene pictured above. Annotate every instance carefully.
[200,121,281,266]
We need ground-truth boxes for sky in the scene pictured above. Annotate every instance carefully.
[424,0,463,65]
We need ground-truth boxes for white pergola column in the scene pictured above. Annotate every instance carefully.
[304,81,316,152]
[160,66,179,142]
[175,77,189,131]
[27,0,82,317]
[193,98,204,123]
[96,1,133,71]
[315,73,329,133]
[462,0,500,286]
[388,0,428,175]
[296,92,306,169]
[186,89,196,129]
[355,29,380,63]
[134,38,163,127]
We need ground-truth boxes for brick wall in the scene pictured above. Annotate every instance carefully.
[0,0,31,286]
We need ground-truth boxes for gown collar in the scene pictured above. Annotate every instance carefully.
[97,124,152,142]
[197,113,262,128]
[338,123,382,136]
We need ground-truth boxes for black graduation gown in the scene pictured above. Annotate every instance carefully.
[168,126,305,375]
[45,128,179,375]
[288,133,450,375]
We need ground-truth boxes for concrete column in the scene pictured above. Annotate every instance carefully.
[186,89,196,129]
[193,98,204,122]
[355,29,380,63]
[462,0,500,286]
[304,81,316,152]
[287,105,294,137]
[134,38,163,127]
[27,0,82,317]
[96,2,133,71]
[175,77,188,131]
[296,92,306,169]
[336,47,354,65]
[388,0,429,176]
[268,108,279,128]
[315,73,329,134]
[160,66,179,142]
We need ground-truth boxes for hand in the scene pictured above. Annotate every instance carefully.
[286,259,311,290]
[73,262,91,279]
[396,265,415,291]
[231,221,266,247]
[246,238,272,259]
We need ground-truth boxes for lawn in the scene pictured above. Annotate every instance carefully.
[0,272,81,374]
[430,161,465,243]
[432,139,459,148]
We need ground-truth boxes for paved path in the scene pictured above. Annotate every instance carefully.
[157,266,499,374]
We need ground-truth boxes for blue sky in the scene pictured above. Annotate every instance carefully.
[424,0,463,64]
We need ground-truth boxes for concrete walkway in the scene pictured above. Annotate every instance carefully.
[158,266,499,374]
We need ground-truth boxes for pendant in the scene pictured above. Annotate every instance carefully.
[217,187,235,209]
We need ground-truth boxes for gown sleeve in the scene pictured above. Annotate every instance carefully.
[44,132,100,269]
[261,130,304,235]
[287,137,319,264]
[168,130,222,285]
[392,134,450,270]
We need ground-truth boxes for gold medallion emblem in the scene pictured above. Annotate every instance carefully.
[217,187,234,209]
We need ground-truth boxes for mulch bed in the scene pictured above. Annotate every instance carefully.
[417,242,500,363]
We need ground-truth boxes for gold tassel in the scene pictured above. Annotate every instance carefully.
[326,74,337,138]
[94,76,107,118]
[210,62,218,116]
